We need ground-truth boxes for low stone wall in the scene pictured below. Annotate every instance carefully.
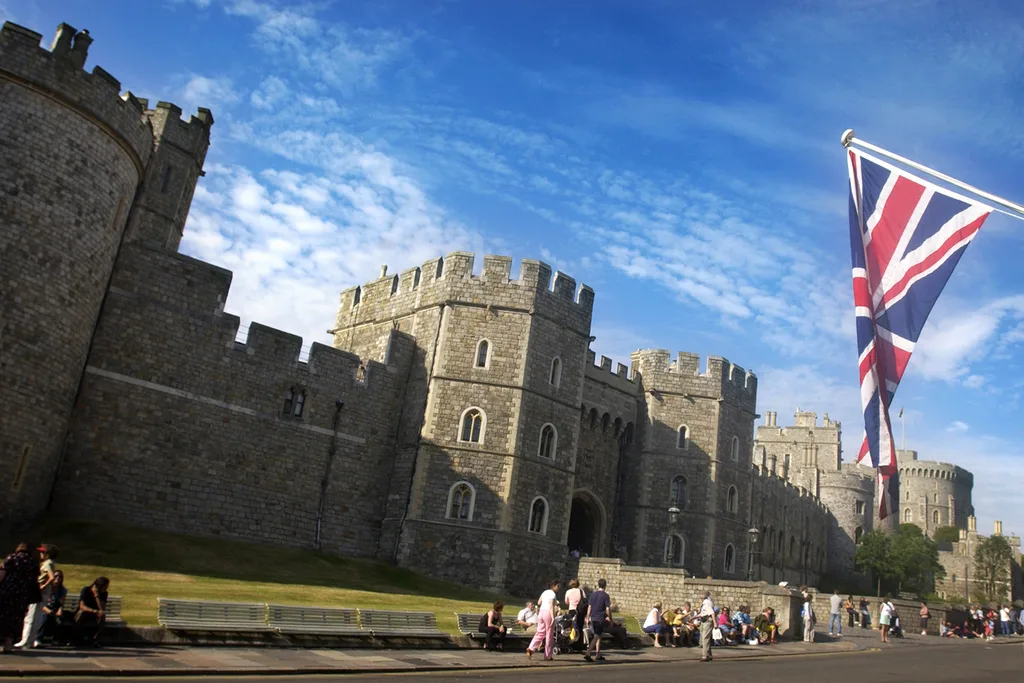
[808,593,962,635]
[576,558,804,638]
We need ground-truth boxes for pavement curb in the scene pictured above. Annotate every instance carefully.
[0,642,868,678]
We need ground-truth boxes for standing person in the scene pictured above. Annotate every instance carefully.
[803,592,816,642]
[526,580,559,661]
[74,577,109,648]
[564,579,586,642]
[16,544,59,649]
[829,589,843,637]
[920,602,931,636]
[698,591,715,662]
[879,596,894,643]
[0,544,42,654]
[483,601,507,652]
[999,605,1011,637]
[583,578,611,662]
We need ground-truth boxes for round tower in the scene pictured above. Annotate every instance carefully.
[819,467,875,582]
[895,460,973,535]
[0,22,155,527]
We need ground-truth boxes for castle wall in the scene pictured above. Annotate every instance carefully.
[818,468,874,583]
[52,243,413,556]
[749,467,829,586]
[0,22,155,528]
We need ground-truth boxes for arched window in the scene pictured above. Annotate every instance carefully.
[549,357,562,387]
[601,413,610,432]
[724,543,735,573]
[670,475,687,507]
[538,424,557,459]
[854,526,863,544]
[904,508,912,523]
[664,534,685,566]
[588,408,598,429]
[475,339,490,368]
[730,436,739,461]
[390,275,399,295]
[677,425,689,450]
[932,509,940,525]
[726,485,738,513]
[446,481,475,521]
[282,387,294,415]
[293,390,305,417]
[459,407,485,443]
[528,496,548,534]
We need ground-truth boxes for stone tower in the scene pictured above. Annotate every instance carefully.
[895,453,973,535]
[1,23,150,527]
[0,22,212,530]
[330,253,594,594]
[625,351,758,577]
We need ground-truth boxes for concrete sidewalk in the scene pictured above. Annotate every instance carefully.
[0,629,1009,677]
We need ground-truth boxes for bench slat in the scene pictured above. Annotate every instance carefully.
[360,609,447,637]
[268,604,366,636]
[158,598,272,632]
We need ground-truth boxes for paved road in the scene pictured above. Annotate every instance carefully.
[21,640,1022,682]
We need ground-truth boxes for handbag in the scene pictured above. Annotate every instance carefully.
[712,627,723,641]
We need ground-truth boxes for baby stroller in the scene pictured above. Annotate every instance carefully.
[889,614,905,639]
[552,610,582,655]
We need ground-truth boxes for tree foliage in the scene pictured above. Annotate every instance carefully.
[933,526,960,544]
[974,535,1013,603]
[855,525,944,595]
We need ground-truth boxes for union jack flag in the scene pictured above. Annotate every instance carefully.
[847,148,992,519]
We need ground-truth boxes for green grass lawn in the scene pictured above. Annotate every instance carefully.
[3,519,517,635]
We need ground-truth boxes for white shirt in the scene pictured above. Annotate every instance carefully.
[1000,608,1010,621]
[643,608,661,629]
[517,607,537,625]
[830,594,842,614]
[538,589,557,612]
[565,587,585,610]
[881,602,893,619]
[699,597,715,619]
[804,600,813,620]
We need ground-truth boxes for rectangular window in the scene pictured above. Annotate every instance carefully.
[12,444,31,491]
[855,500,865,515]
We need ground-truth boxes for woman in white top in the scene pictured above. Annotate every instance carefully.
[879,596,894,643]
[642,602,666,647]
[527,580,560,661]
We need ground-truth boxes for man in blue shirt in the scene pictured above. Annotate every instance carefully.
[583,579,611,663]
[732,606,753,642]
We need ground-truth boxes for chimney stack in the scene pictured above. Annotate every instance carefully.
[994,520,1003,536]
[968,515,977,532]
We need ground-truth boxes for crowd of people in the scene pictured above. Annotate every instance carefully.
[0,542,111,653]
[939,604,1024,640]
[640,601,779,648]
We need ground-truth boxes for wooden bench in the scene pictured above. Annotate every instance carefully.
[267,604,366,636]
[455,612,528,639]
[359,609,448,638]
[157,598,272,632]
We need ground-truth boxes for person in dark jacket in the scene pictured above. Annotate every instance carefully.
[0,543,42,653]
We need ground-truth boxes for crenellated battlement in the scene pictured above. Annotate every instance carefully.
[334,251,594,336]
[629,349,757,405]
[140,99,214,155]
[0,22,155,171]
[583,348,639,396]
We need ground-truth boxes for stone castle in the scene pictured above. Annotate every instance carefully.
[2,21,1015,597]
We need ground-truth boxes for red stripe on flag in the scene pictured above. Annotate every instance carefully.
[852,275,871,309]
[865,177,926,289]
[880,213,989,309]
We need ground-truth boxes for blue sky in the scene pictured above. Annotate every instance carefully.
[7,0,1024,538]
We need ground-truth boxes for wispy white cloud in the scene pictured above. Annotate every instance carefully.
[946,420,969,434]
[250,75,289,110]
[179,75,238,113]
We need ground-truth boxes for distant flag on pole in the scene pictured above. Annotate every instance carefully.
[846,145,992,520]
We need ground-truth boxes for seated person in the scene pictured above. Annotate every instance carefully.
[669,608,685,646]
[940,621,955,638]
[516,601,538,635]
[717,608,738,644]
[642,603,668,647]
[74,577,110,648]
[41,570,68,644]
[753,609,774,643]
[733,606,753,641]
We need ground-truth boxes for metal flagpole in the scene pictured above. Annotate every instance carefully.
[841,129,1024,219]
[899,407,905,453]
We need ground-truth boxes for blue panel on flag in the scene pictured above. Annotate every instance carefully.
[904,191,971,255]
[859,156,891,228]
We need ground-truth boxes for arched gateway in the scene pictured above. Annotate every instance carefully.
[567,490,605,557]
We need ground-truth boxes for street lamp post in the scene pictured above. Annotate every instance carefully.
[747,527,761,581]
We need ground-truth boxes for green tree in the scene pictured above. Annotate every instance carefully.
[890,524,945,594]
[933,526,960,544]
[855,530,893,595]
[974,535,1013,603]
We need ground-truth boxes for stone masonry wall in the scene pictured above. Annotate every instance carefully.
[52,243,413,557]
[578,558,804,638]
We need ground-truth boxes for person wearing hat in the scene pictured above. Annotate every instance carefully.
[698,590,716,662]
[15,544,59,650]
